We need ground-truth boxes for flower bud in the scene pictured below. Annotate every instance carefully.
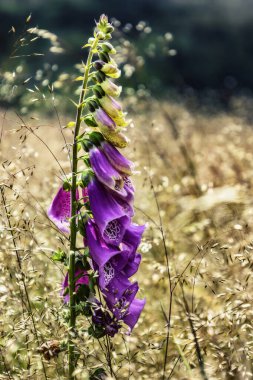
[101,42,116,54]
[93,85,105,98]
[83,114,97,127]
[101,130,129,148]
[95,71,106,83]
[99,95,122,118]
[63,180,71,191]
[96,31,106,40]
[87,99,99,113]
[88,131,104,146]
[93,107,116,131]
[98,14,108,27]
[111,113,129,127]
[98,51,110,63]
[105,25,114,34]
[93,60,121,78]
[88,37,95,44]
[104,33,112,40]
[93,60,105,71]
[100,78,122,97]
[101,63,121,78]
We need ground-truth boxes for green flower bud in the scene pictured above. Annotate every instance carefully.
[93,60,104,71]
[81,139,94,152]
[95,71,106,83]
[83,114,98,127]
[98,14,108,27]
[104,33,112,40]
[101,62,121,78]
[96,31,106,40]
[100,78,122,97]
[88,131,104,146]
[98,51,110,63]
[101,42,116,54]
[88,37,95,44]
[92,84,105,98]
[62,180,71,191]
[105,25,114,34]
[87,99,99,112]
[100,129,129,148]
[96,57,120,78]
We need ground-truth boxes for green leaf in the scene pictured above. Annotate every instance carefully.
[68,98,79,108]
[74,76,84,81]
[81,169,94,187]
[80,139,94,152]
[82,156,90,167]
[78,215,87,237]
[52,249,66,263]
[82,43,91,49]
[65,121,76,128]
[77,142,82,152]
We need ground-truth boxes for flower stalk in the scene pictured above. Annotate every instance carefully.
[68,35,98,380]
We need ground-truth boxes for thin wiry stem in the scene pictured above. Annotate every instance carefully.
[0,186,48,380]
[0,109,7,145]
[0,347,13,380]
[97,288,118,379]
[180,282,209,380]
[122,337,131,380]
[191,246,209,312]
[168,300,247,379]
[148,173,173,380]
[145,141,173,380]
[172,243,210,293]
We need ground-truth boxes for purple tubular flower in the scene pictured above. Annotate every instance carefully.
[104,276,139,320]
[48,187,79,233]
[120,177,135,204]
[94,107,116,131]
[101,141,134,175]
[123,298,146,333]
[89,146,134,203]
[86,219,130,288]
[62,267,89,303]
[122,224,146,253]
[121,253,142,278]
[87,177,130,245]
[89,146,123,189]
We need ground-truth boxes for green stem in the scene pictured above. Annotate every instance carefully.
[68,37,98,380]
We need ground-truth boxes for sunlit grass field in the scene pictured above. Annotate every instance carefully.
[1,96,253,379]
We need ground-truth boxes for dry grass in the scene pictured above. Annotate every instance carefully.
[1,97,253,379]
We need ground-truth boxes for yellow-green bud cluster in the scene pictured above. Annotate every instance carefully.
[85,15,129,148]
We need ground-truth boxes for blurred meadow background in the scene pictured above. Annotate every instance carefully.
[1,0,253,379]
